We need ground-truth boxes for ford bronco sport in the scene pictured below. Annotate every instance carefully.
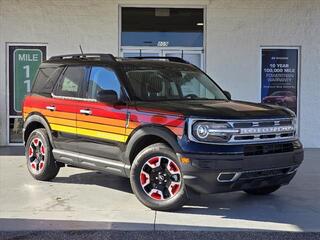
[23,53,303,211]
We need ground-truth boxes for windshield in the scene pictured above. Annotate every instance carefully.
[123,62,227,101]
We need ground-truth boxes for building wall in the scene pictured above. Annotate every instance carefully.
[206,0,320,148]
[0,0,319,147]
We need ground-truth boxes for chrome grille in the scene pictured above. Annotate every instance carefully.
[229,118,296,144]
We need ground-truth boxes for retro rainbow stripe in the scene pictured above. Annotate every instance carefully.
[23,96,185,143]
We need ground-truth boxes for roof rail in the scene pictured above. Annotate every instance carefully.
[128,56,189,64]
[49,53,116,62]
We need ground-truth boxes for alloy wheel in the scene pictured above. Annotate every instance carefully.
[140,156,182,201]
[28,138,46,173]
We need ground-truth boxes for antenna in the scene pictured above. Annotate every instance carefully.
[79,45,84,56]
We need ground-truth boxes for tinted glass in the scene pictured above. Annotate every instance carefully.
[87,67,121,99]
[122,8,203,47]
[9,117,23,143]
[32,67,63,94]
[55,66,86,97]
[124,62,226,101]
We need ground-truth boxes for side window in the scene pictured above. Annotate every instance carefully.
[32,67,63,95]
[87,67,121,99]
[55,66,87,97]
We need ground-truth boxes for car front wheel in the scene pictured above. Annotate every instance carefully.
[130,143,187,211]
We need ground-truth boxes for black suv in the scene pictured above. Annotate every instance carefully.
[23,54,303,211]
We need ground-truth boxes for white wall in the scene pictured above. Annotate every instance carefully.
[206,0,320,147]
[0,0,319,147]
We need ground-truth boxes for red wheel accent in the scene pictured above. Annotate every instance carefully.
[28,147,34,158]
[151,191,162,200]
[170,183,180,195]
[40,145,45,155]
[33,138,39,146]
[31,163,36,169]
[168,161,179,173]
[148,157,160,166]
[39,161,44,170]
[140,172,149,186]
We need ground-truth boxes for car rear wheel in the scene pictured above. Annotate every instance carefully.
[244,185,281,195]
[26,128,60,181]
[130,143,187,211]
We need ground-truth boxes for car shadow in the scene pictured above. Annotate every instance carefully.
[53,171,133,194]
[53,169,320,232]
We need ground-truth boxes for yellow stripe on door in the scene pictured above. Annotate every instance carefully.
[50,124,127,143]
[50,124,77,135]
[77,121,126,135]
[77,128,127,143]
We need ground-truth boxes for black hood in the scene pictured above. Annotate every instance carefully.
[134,100,294,119]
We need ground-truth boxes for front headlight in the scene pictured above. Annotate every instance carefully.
[192,121,236,143]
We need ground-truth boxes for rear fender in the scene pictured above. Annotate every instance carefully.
[23,113,53,146]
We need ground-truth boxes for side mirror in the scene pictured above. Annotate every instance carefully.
[96,90,119,104]
[223,90,231,100]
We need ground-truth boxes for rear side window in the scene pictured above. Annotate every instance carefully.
[32,67,63,95]
[55,66,87,98]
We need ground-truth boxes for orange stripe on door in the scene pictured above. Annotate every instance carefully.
[47,116,76,127]
[77,114,140,129]
[24,107,76,120]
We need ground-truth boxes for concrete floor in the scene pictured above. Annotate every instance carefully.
[0,147,319,232]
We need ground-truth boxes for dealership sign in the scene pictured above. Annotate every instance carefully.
[261,48,299,114]
[8,45,46,115]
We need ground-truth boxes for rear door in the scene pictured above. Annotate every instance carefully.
[51,65,89,152]
[76,66,128,160]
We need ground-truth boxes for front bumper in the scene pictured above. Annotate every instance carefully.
[180,142,304,194]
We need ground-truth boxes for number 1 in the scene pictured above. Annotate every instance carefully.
[24,80,31,92]
[23,65,30,78]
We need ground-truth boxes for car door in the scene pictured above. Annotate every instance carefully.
[76,66,128,161]
[51,65,89,153]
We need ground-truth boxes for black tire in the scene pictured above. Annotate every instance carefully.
[244,185,281,195]
[25,128,60,181]
[130,143,187,211]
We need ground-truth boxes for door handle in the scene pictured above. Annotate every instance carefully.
[80,109,92,115]
[46,105,56,111]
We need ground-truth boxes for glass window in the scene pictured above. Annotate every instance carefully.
[9,117,24,143]
[121,8,203,47]
[87,67,121,99]
[55,66,86,97]
[123,52,160,58]
[32,67,63,94]
[124,62,226,101]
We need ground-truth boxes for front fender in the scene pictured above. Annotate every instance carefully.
[123,125,183,165]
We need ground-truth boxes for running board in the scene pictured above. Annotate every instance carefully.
[52,149,130,177]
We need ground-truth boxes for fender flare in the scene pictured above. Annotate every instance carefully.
[23,113,54,146]
[123,125,183,165]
